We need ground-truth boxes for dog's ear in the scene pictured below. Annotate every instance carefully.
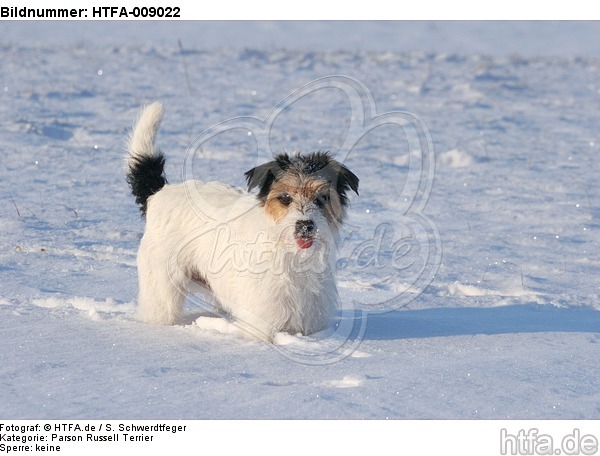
[245,154,294,202]
[330,161,359,207]
[330,160,359,206]
[244,161,279,202]
[337,163,359,196]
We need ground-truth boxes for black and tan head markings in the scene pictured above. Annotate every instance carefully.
[244,151,359,224]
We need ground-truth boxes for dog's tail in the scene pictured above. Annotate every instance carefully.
[126,102,168,216]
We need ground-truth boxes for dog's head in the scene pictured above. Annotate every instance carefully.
[244,152,359,249]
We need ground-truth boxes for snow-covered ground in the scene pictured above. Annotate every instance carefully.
[1,21,599,419]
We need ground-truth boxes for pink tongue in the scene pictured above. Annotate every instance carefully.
[295,238,313,249]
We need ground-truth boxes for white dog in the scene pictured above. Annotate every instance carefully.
[126,103,359,342]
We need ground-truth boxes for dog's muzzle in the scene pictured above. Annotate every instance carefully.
[294,220,315,249]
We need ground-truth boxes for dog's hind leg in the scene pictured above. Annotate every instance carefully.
[135,240,187,325]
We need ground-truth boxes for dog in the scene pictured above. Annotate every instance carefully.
[126,102,359,342]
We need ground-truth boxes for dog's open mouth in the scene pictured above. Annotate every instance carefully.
[295,237,314,249]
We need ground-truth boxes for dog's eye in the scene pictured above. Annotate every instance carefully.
[315,194,330,208]
[277,194,292,206]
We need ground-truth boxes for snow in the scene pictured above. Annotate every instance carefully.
[1,21,600,419]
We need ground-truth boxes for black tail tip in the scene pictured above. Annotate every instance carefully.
[126,153,168,216]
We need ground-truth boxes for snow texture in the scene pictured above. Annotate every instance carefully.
[1,21,600,419]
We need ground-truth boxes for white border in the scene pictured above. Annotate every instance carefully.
[2,0,597,20]
[4,420,600,456]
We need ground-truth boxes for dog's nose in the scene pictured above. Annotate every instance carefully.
[295,220,315,238]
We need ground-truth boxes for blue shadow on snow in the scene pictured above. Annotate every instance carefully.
[361,304,600,340]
